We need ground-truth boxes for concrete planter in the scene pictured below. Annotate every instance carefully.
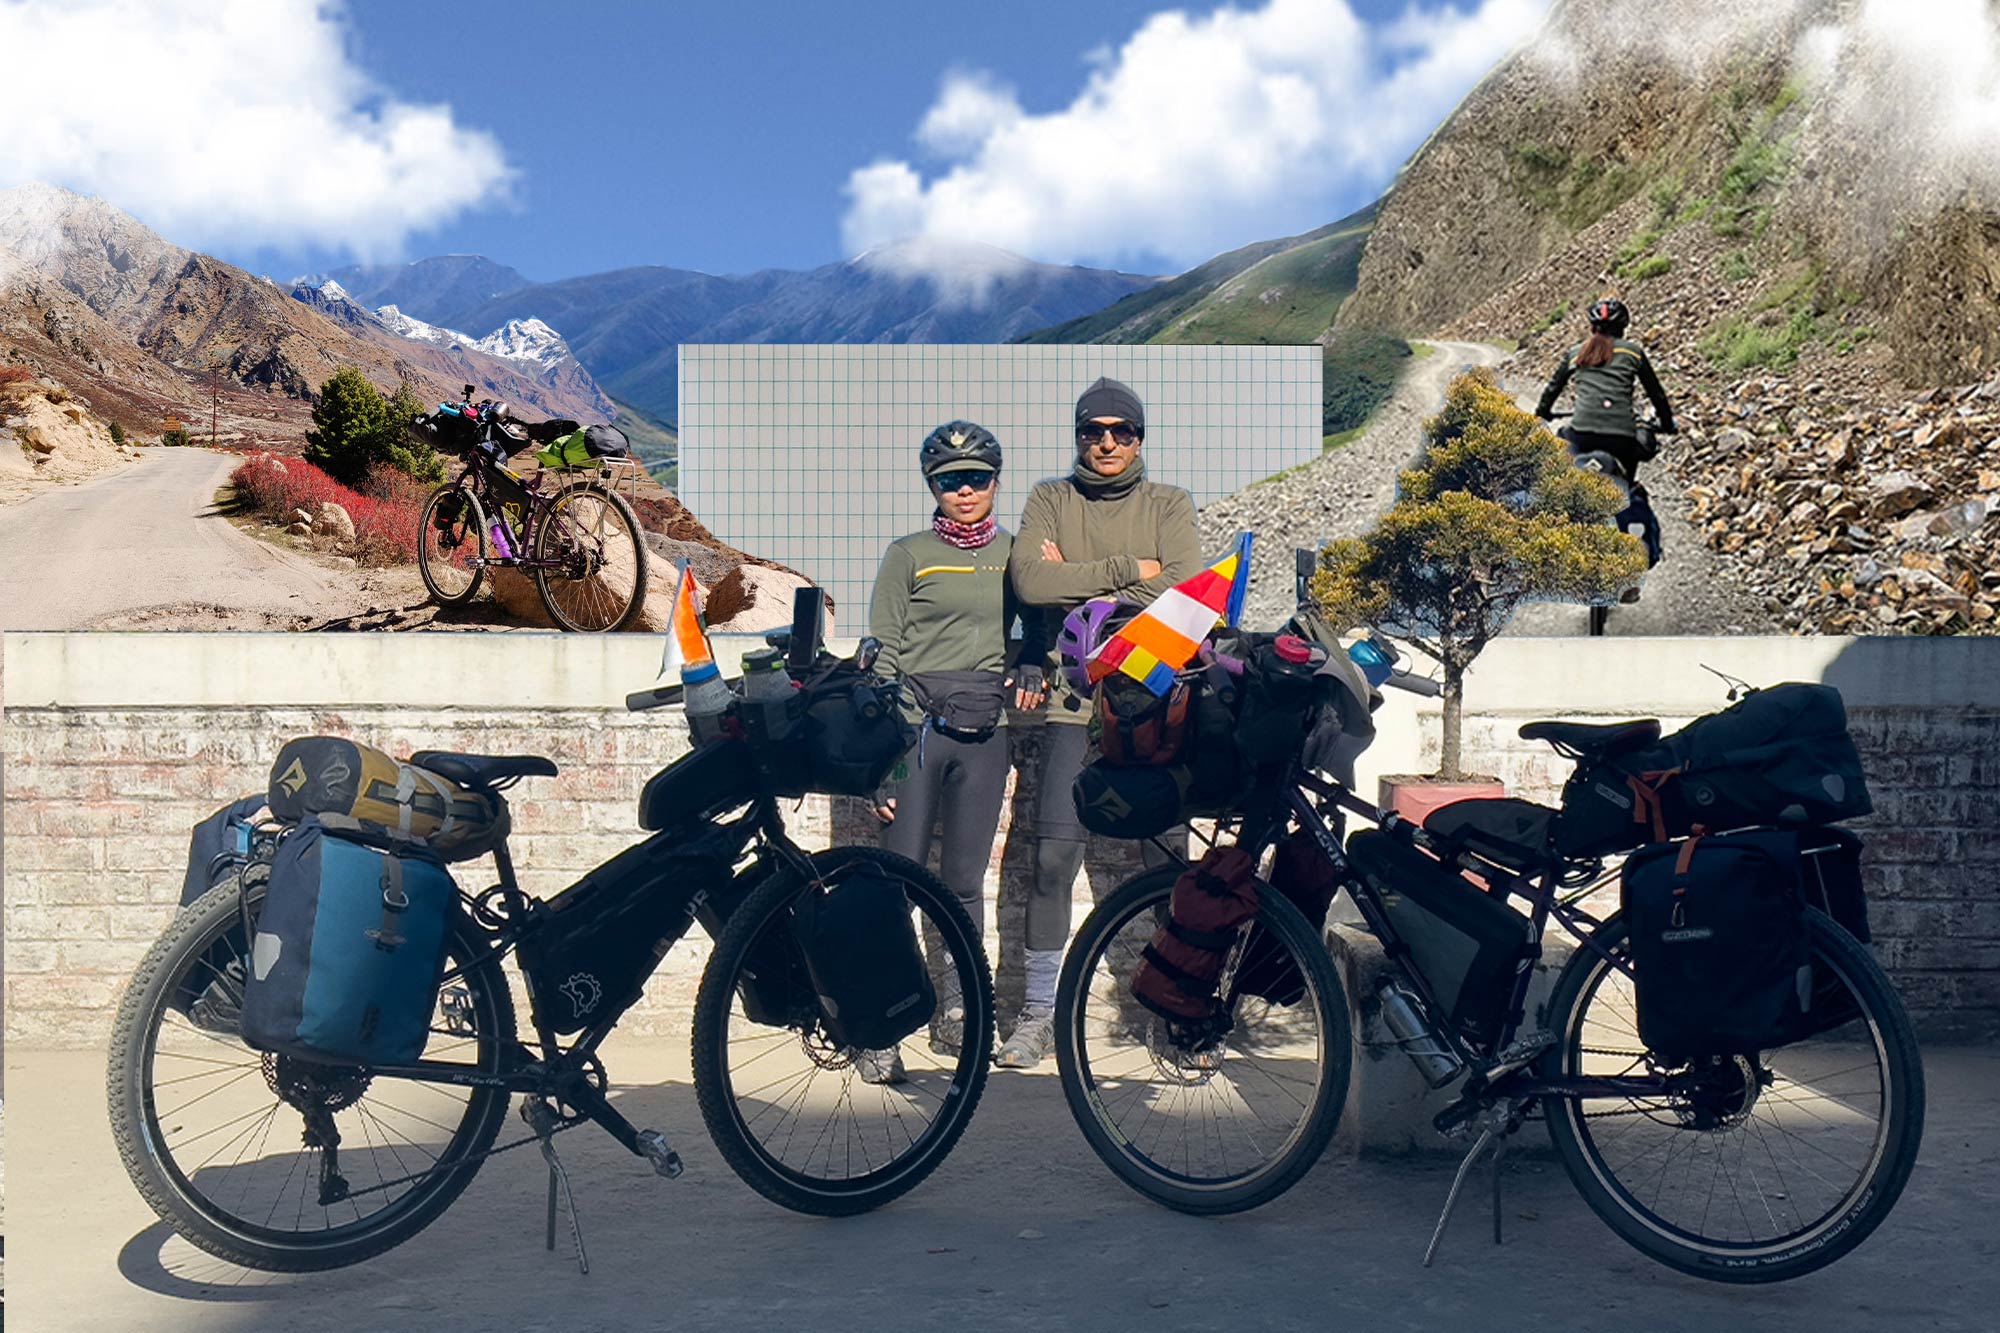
[1378,774,1505,825]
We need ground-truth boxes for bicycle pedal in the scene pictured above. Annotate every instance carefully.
[635,1129,685,1179]
[1480,1031,1557,1084]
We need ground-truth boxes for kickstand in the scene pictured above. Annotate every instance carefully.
[1423,1129,1494,1268]
[526,1103,590,1275]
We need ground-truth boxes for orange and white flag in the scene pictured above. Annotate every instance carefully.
[659,562,714,678]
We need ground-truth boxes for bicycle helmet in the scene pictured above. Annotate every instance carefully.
[1057,597,1141,694]
[919,420,1003,479]
[1587,298,1630,337]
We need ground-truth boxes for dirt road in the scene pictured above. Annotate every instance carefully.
[0,449,362,629]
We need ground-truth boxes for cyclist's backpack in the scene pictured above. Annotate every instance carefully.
[240,820,458,1066]
[528,844,736,1035]
[267,737,509,862]
[789,866,936,1050]
[1344,829,1533,1049]
[1130,847,1260,1023]
[1236,830,1343,1005]
[1621,832,1815,1060]
[1092,673,1192,766]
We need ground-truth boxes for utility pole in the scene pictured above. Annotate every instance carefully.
[210,354,221,448]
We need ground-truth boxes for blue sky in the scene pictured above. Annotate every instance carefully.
[2,1,1552,283]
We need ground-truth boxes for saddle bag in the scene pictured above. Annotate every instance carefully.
[790,866,936,1050]
[267,736,509,862]
[528,844,734,1035]
[240,821,458,1066]
[1130,847,1260,1023]
[1345,830,1532,1048]
[1622,832,1814,1060]
[1236,830,1343,1005]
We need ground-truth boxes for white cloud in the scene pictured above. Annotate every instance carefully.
[841,0,1553,273]
[0,0,512,257]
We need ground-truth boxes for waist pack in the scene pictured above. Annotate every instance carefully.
[1553,684,1872,858]
[909,669,1009,739]
[766,670,916,799]
[1092,673,1192,766]
[267,737,509,862]
[1622,832,1816,1061]
[790,866,936,1050]
[1346,829,1532,1049]
[1236,830,1343,1005]
[1131,847,1260,1023]
[240,821,457,1066]
[529,845,734,1035]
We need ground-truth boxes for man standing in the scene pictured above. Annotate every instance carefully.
[1000,376,1199,1068]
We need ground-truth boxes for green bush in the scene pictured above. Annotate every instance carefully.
[305,369,443,487]
[108,420,126,446]
[1723,250,1756,282]
[1629,255,1674,281]
[160,427,191,447]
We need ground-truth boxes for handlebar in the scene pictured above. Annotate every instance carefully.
[623,635,883,713]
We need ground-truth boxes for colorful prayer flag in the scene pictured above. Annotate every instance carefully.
[1087,532,1254,695]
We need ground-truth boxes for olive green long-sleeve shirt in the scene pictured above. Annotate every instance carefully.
[1008,474,1201,722]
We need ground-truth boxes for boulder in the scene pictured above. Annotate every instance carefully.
[314,501,356,547]
[1868,471,1933,519]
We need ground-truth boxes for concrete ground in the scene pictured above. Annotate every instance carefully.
[7,1039,1995,1332]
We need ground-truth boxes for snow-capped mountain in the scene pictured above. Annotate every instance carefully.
[475,317,567,367]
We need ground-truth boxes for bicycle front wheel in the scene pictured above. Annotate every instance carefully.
[417,483,488,607]
[1054,865,1351,1215]
[1543,909,1925,1283]
[107,879,515,1272]
[531,480,648,632]
[690,847,994,1215]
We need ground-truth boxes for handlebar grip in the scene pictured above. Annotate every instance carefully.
[1386,670,1443,698]
[626,684,685,712]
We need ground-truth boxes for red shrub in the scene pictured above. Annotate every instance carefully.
[229,453,424,567]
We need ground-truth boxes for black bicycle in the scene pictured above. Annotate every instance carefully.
[1053,642,1923,1285]
[107,637,994,1273]
[412,389,650,633]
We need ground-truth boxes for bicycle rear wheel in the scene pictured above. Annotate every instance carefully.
[691,847,993,1215]
[107,878,514,1272]
[532,480,648,632]
[417,483,488,608]
[1054,865,1350,1215]
[1543,909,1925,1283]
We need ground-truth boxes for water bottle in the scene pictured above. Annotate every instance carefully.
[739,647,796,741]
[489,517,515,560]
[680,661,738,746]
[1378,983,1463,1087]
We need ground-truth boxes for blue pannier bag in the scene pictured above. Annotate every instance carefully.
[240,819,457,1066]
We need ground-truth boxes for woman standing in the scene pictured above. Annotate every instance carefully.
[864,421,1046,1083]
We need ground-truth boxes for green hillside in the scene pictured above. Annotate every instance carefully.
[612,396,679,486]
[1150,213,1373,345]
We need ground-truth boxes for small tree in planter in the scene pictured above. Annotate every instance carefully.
[1310,371,1646,782]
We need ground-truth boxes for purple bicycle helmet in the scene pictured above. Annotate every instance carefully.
[1057,598,1140,694]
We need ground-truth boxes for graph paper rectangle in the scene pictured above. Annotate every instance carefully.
[678,344,1322,624]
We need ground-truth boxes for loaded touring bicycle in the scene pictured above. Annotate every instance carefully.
[110,593,997,1273]
[1051,550,1924,1284]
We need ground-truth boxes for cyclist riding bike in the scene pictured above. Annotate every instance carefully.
[866,420,1047,1082]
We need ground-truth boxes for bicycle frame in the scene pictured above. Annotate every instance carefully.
[448,453,621,576]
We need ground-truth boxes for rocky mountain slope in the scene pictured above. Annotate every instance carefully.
[327,240,1158,427]
[0,184,613,444]
[1333,0,1999,635]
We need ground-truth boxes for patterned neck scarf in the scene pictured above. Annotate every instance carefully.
[932,512,998,550]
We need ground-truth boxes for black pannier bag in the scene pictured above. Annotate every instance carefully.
[1552,683,1872,858]
[1236,830,1343,1005]
[789,867,936,1050]
[1345,829,1533,1048]
[181,793,267,909]
[527,846,735,1035]
[171,794,268,1025]
[1622,833,1815,1060]
[240,821,458,1066]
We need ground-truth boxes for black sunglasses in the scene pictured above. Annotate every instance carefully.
[930,469,996,493]
[1077,422,1142,447]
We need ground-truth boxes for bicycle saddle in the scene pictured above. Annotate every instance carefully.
[1422,797,1557,872]
[411,751,560,788]
[1517,718,1661,758]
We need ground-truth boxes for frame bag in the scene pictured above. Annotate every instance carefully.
[240,821,457,1066]
[789,866,936,1050]
[1622,833,1814,1060]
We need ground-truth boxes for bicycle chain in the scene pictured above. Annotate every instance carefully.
[327,1106,590,1205]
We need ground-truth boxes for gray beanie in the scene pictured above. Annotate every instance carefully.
[1074,376,1145,431]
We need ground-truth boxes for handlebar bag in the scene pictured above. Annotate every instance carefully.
[527,845,734,1035]
[240,820,457,1066]
[1130,847,1260,1024]
[767,672,916,798]
[789,864,936,1051]
[267,736,508,862]
[1622,832,1813,1060]
[1091,673,1192,766]
[1345,829,1533,1049]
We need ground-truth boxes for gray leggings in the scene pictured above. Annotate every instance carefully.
[1028,723,1182,950]
[879,726,1010,937]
